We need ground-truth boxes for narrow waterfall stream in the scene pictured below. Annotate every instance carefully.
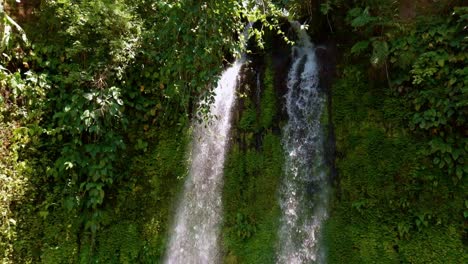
[164,61,243,264]
[277,22,329,264]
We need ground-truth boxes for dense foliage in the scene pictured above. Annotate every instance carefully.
[321,1,467,263]
[1,0,466,263]
[0,0,292,262]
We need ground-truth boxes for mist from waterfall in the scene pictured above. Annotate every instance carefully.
[277,21,330,264]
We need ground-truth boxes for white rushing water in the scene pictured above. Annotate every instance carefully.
[277,21,329,264]
[164,60,243,264]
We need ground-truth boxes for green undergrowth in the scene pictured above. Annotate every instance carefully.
[223,134,283,264]
[325,208,466,263]
[90,126,189,263]
[324,63,466,263]
[12,125,189,263]
[322,3,466,263]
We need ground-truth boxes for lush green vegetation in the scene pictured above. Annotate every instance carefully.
[222,57,284,263]
[321,1,467,263]
[1,0,466,263]
[0,0,252,262]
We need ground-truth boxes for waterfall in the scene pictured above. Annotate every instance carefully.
[164,60,243,264]
[277,22,329,264]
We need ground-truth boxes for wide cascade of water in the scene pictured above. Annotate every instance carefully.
[277,22,329,264]
[164,61,243,264]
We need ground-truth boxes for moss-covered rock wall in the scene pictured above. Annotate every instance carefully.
[221,46,287,263]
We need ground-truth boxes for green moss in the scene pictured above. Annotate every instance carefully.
[259,61,277,130]
[398,226,467,264]
[98,126,190,262]
[222,56,285,263]
[239,104,257,132]
[325,61,466,263]
[324,204,399,264]
[222,133,283,264]
[95,223,141,263]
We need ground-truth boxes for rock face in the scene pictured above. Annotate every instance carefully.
[399,0,457,21]
[399,0,417,20]
[3,0,40,23]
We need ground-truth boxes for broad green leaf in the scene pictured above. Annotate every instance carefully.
[351,41,370,55]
